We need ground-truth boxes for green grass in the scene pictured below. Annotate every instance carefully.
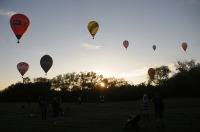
[0,98,200,132]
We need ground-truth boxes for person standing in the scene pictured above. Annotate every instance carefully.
[141,94,150,127]
[52,97,61,125]
[77,96,82,104]
[40,96,47,120]
[152,92,165,128]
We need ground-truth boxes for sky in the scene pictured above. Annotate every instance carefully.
[0,0,200,90]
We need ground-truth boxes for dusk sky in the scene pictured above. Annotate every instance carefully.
[0,0,200,90]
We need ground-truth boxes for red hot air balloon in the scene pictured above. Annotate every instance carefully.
[40,55,53,76]
[123,40,129,50]
[182,42,188,52]
[10,14,30,43]
[17,62,29,78]
[148,68,155,79]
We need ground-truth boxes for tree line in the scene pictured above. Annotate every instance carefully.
[0,59,200,102]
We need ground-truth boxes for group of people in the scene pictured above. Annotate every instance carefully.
[38,96,63,124]
[141,92,165,128]
[29,93,163,128]
[124,91,164,129]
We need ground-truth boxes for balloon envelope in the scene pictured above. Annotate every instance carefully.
[148,68,155,79]
[40,55,53,75]
[123,40,129,49]
[10,14,30,43]
[17,62,29,77]
[182,42,187,51]
[88,21,99,39]
[152,45,156,50]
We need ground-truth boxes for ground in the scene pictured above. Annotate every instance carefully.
[0,98,200,132]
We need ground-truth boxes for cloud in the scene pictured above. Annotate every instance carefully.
[116,63,177,79]
[116,67,148,78]
[80,43,101,50]
[0,8,16,17]
[165,63,177,77]
[166,63,176,71]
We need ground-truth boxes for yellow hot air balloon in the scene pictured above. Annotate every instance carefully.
[182,42,188,52]
[88,21,99,39]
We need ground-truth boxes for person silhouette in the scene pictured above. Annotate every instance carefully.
[152,92,165,128]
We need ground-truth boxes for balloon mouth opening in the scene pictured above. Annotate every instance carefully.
[92,34,95,39]
[16,35,21,43]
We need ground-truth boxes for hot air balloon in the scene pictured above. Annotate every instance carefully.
[88,21,99,39]
[152,45,156,51]
[123,40,129,50]
[10,13,30,43]
[40,55,53,76]
[148,68,155,79]
[17,62,29,78]
[182,42,188,52]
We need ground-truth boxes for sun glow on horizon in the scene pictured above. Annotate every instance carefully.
[100,82,105,88]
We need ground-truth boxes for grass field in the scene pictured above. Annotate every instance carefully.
[0,98,200,132]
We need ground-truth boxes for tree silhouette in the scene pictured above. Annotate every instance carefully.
[154,66,171,86]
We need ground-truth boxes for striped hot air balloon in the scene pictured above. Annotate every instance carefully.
[88,21,99,39]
